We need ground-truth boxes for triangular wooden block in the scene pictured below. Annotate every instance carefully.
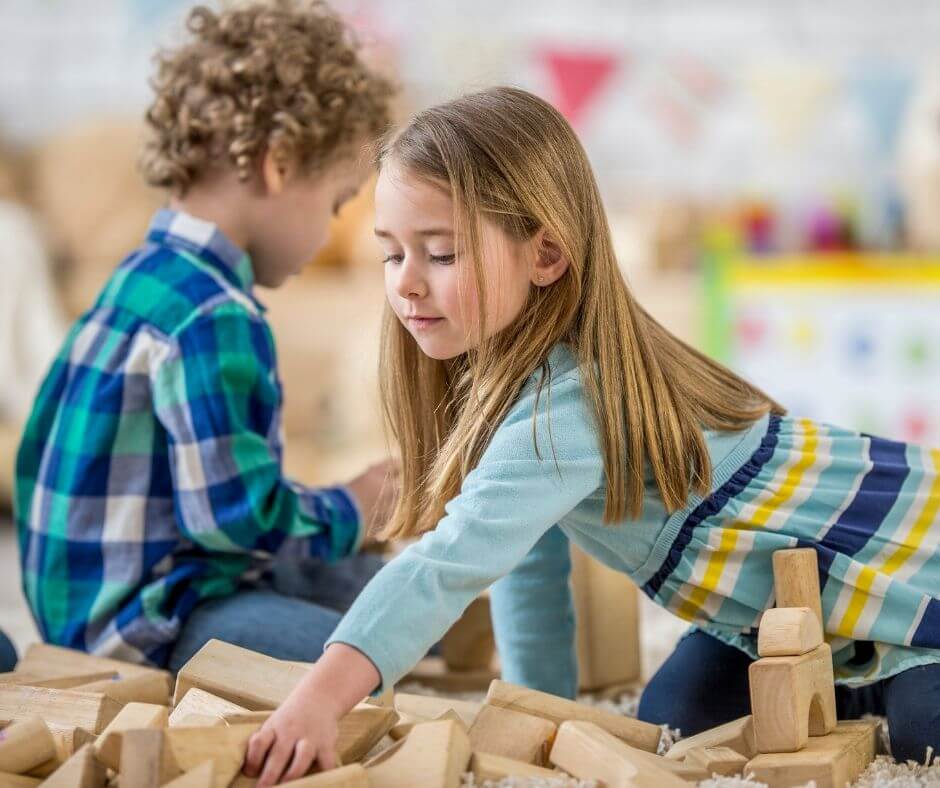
[367,719,471,788]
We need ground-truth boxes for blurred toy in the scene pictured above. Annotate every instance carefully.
[898,74,940,252]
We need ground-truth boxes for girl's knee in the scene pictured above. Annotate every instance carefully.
[0,629,17,672]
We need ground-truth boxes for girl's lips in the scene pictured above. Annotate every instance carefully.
[407,316,444,330]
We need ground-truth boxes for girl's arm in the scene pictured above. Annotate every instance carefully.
[242,643,380,785]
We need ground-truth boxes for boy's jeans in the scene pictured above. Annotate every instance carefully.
[168,550,384,671]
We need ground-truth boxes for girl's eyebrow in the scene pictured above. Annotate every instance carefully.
[374,228,454,238]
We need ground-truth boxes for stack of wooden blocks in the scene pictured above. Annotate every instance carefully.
[665,548,880,788]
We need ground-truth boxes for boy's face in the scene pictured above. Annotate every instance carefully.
[375,161,535,360]
[249,154,369,288]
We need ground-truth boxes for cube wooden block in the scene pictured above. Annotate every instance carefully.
[773,548,824,628]
[758,607,824,657]
[367,719,471,788]
[571,544,641,691]
[745,719,878,788]
[336,704,399,763]
[94,701,169,770]
[485,680,661,753]
[467,704,556,765]
[169,689,249,727]
[174,640,310,710]
[0,717,57,774]
[664,715,755,762]
[550,720,687,788]
[749,643,837,753]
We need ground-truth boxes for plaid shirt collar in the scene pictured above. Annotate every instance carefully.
[146,209,258,298]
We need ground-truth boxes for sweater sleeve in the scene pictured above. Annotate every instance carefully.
[325,373,604,690]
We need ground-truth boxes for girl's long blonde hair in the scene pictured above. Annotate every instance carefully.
[379,86,784,539]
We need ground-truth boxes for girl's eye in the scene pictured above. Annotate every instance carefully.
[430,254,456,265]
[382,254,404,264]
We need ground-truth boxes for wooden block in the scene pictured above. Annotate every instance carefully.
[169,689,249,727]
[161,761,215,788]
[94,702,169,770]
[280,764,370,786]
[164,723,260,788]
[173,714,227,728]
[773,548,823,628]
[468,704,557,765]
[404,658,498,693]
[550,720,687,787]
[336,704,399,763]
[485,680,661,753]
[29,726,98,777]
[745,719,878,788]
[684,745,749,777]
[749,643,837,753]
[0,685,121,734]
[17,643,168,683]
[173,640,309,710]
[118,729,174,788]
[390,709,461,741]
[367,719,471,788]
[0,672,117,690]
[40,744,107,788]
[393,693,481,730]
[221,711,272,726]
[758,606,824,657]
[364,688,394,708]
[0,717,57,773]
[571,544,642,691]
[74,673,172,706]
[441,596,495,672]
[0,773,40,786]
[470,752,559,782]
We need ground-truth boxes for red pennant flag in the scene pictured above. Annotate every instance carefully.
[537,47,620,128]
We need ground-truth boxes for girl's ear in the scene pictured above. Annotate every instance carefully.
[531,229,571,287]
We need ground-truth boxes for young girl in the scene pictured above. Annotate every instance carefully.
[244,86,940,785]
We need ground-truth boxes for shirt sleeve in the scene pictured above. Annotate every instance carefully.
[150,304,361,560]
[325,372,604,690]
[490,524,578,698]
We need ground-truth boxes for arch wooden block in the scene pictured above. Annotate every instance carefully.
[366,719,470,788]
[749,643,837,753]
[758,607,824,657]
[773,549,823,628]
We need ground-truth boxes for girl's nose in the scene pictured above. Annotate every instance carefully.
[396,257,428,300]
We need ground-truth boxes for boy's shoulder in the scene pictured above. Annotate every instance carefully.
[93,212,264,340]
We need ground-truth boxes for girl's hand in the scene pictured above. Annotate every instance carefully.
[242,644,382,786]
[243,686,341,786]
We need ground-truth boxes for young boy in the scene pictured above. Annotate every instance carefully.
[15,0,397,670]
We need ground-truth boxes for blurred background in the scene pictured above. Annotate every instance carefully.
[1,0,940,665]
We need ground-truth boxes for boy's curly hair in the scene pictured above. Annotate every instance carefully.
[140,0,395,194]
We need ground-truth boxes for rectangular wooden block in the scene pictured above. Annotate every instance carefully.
[336,704,399,763]
[758,606,824,657]
[468,704,556,765]
[550,720,687,788]
[470,752,559,782]
[281,764,370,786]
[403,658,498,694]
[773,548,823,628]
[74,673,172,706]
[173,640,309,710]
[0,672,117,690]
[169,689,249,727]
[18,643,168,683]
[367,719,471,788]
[571,544,642,691]
[485,680,661,753]
[745,719,878,788]
[664,715,755,762]
[685,745,749,777]
[0,717,57,774]
[749,643,837,753]
[94,701,169,770]
[0,685,121,734]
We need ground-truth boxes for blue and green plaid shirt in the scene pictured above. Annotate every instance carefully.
[15,210,362,667]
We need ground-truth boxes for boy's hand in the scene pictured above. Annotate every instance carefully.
[243,688,340,785]
[345,458,400,542]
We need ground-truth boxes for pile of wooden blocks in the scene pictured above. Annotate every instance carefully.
[665,548,880,788]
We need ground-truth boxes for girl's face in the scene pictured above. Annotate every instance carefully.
[375,162,535,360]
